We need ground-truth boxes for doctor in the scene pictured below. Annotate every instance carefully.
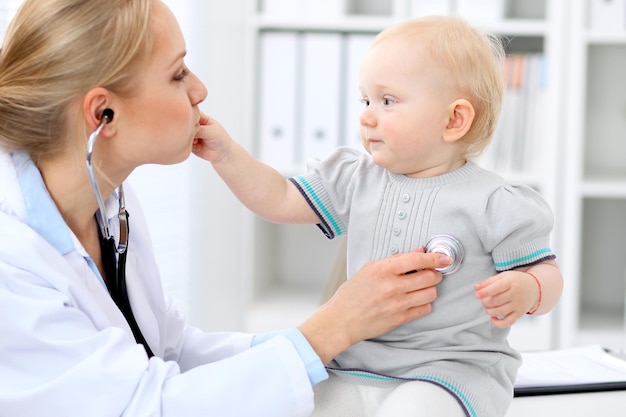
[0,1,451,416]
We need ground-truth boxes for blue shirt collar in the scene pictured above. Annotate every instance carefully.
[12,152,75,255]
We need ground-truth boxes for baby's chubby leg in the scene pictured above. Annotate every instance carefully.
[375,381,466,417]
[311,374,367,417]
[311,374,393,417]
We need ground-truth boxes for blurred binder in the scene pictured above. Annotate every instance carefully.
[299,0,347,19]
[455,0,506,21]
[514,345,626,397]
[262,0,347,19]
[261,0,299,18]
[342,33,376,150]
[588,0,626,32]
[300,33,342,162]
[408,0,452,17]
[258,32,298,170]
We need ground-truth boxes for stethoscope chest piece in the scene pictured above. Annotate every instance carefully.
[425,234,464,275]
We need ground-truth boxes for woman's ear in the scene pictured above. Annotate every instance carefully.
[442,99,475,143]
[83,87,116,137]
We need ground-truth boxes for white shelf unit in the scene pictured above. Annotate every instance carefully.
[561,0,626,353]
[242,0,567,351]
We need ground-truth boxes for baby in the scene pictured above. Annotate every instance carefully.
[194,15,563,417]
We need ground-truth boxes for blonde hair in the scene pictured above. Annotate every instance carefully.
[373,16,505,158]
[0,0,153,163]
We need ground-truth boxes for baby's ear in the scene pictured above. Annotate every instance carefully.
[442,99,475,143]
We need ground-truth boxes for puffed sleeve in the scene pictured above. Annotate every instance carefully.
[289,147,368,239]
[480,183,556,272]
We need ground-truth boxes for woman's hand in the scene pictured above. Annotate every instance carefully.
[298,250,450,365]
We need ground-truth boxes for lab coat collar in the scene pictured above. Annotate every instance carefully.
[9,151,121,258]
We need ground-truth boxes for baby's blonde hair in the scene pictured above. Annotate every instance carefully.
[0,0,153,163]
[373,16,505,158]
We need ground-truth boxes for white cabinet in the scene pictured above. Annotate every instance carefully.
[561,0,626,352]
[243,0,567,351]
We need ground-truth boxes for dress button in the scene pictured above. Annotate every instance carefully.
[391,247,399,255]
[393,227,401,236]
[402,193,410,203]
[398,210,407,220]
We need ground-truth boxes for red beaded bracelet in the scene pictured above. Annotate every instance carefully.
[525,271,542,315]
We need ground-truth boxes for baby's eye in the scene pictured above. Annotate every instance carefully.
[383,97,396,106]
[360,98,370,107]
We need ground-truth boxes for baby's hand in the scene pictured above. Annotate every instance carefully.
[474,270,538,328]
[191,113,233,163]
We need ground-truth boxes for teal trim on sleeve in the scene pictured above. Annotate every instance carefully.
[494,248,552,269]
[296,176,342,237]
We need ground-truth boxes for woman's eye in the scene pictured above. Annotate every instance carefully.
[174,68,189,82]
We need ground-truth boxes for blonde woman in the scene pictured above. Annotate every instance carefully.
[0,2,451,416]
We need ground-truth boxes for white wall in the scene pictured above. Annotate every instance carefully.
[130,0,251,331]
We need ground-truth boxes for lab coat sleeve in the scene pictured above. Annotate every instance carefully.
[253,328,329,385]
[163,300,328,385]
[159,294,256,370]
[158,300,323,415]
[160,335,315,417]
[0,266,316,417]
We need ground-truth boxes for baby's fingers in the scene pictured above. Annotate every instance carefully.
[474,274,500,290]
[490,312,518,329]
[475,276,509,299]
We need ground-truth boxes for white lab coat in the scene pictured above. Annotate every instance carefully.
[0,150,316,417]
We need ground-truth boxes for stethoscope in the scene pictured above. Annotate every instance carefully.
[86,109,154,357]
[86,108,128,254]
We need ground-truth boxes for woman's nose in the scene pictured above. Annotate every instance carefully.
[189,72,208,106]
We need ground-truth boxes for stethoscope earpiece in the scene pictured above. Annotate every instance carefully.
[101,108,114,123]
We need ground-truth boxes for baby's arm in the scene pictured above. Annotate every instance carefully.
[192,114,319,224]
[474,259,563,328]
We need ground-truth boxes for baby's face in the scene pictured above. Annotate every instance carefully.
[358,38,463,178]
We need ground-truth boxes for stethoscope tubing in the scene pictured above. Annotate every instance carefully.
[85,111,151,356]
[85,113,128,254]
